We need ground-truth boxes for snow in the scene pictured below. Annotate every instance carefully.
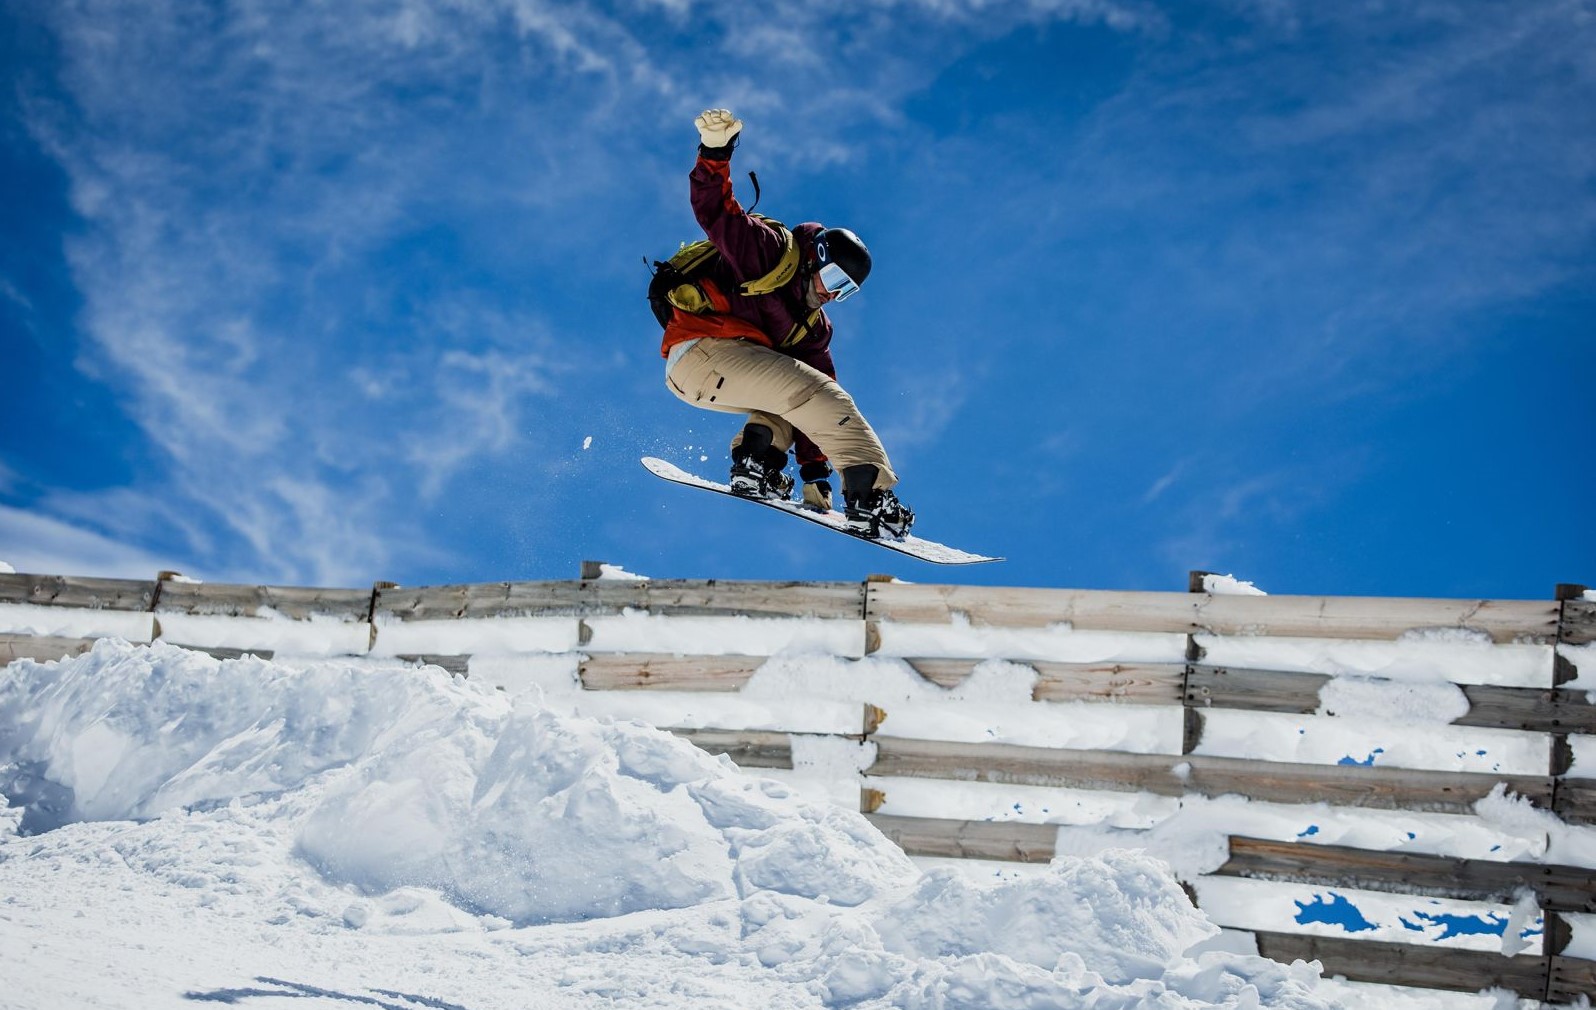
[0,560,14,574]
[0,640,1342,1009]
[0,600,155,642]
[2,579,1589,1009]
[1204,574,1268,596]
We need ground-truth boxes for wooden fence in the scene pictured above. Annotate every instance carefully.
[1,566,1593,1002]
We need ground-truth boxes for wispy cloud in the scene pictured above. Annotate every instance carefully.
[15,0,1156,583]
[0,504,178,580]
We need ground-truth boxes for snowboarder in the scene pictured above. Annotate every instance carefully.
[655,108,914,539]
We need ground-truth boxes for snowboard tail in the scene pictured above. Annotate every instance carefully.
[641,457,1002,565]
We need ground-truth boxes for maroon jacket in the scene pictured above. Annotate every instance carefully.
[664,152,835,466]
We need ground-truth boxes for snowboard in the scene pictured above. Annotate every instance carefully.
[642,456,1002,565]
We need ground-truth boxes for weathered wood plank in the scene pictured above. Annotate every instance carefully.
[1219,836,1596,911]
[166,643,277,661]
[154,581,372,620]
[865,583,1557,643]
[0,634,98,665]
[1185,666,1596,733]
[1555,778,1596,826]
[0,573,156,611]
[1193,594,1557,644]
[640,580,865,620]
[1551,956,1596,1004]
[864,738,1554,815]
[1034,661,1187,704]
[1249,932,1550,996]
[866,583,1196,632]
[374,580,643,621]
[902,658,1186,704]
[395,654,470,676]
[865,813,1058,863]
[1562,599,1596,646]
[579,654,765,691]
[667,729,794,769]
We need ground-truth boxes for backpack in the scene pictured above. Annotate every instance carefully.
[646,215,800,329]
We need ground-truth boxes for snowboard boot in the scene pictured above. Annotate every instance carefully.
[729,424,795,500]
[841,465,915,538]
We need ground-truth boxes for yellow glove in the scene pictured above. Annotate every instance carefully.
[695,108,743,148]
[803,479,833,512]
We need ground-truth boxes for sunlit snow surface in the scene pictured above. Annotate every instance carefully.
[0,641,1340,1009]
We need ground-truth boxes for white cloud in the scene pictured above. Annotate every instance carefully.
[0,504,179,580]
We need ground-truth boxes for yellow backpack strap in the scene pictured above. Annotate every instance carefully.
[780,306,824,348]
[738,221,800,296]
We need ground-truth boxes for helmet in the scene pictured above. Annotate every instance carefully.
[815,227,872,288]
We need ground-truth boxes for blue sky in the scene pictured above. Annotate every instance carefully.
[2,0,1592,597]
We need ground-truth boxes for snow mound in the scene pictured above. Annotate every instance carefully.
[0,641,1338,1008]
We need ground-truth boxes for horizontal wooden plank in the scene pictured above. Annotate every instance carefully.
[1250,931,1550,996]
[1186,666,1596,734]
[864,738,1555,815]
[903,658,1185,704]
[639,580,864,620]
[1219,836,1596,912]
[166,643,277,661]
[668,729,794,769]
[0,573,155,611]
[0,634,98,665]
[154,581,372,620]
[578,654,765,691]
[1555,779,1596,825]
[1563,599,1596,646]
[866,584,1196,633]
[375,580,641,621]
[395,654,470,676]
[865,583,1557,643]
[1551,955,1596,1003]
[865,813,1058,863]
[1194,594,1557,644]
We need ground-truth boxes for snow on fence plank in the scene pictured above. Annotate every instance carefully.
[864,582,1560,643]
[1185,665,1596,734]
[1250,931,1554,997]
[1217,835,1596,912]
[861,738,1562,817]
[0,633,98,666]
[150,580,376,656]
[0,572,156,611]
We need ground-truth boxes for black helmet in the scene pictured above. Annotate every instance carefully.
[816,227,872,287]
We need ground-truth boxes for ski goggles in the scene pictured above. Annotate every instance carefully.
[817,261,860,302]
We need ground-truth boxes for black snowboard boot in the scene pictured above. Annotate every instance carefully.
[729,424,795,500]
[841,465,914,538]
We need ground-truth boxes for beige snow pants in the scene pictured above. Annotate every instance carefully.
[665,338,898,489]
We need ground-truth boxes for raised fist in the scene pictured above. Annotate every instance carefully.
[694,108,743,148]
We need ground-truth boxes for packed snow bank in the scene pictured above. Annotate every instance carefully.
[0,641,1338,1008]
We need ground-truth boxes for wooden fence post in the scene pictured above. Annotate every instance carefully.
[1544,582,1590,982]
[1182,571,1213,754]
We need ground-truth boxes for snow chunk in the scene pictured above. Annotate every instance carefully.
[1203,574,1267,596]
[0,560,14,574]
[876,850,1216,984]
[1316,675,1470,725]
[1474,783,1562,840]
[596,563,647,581]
